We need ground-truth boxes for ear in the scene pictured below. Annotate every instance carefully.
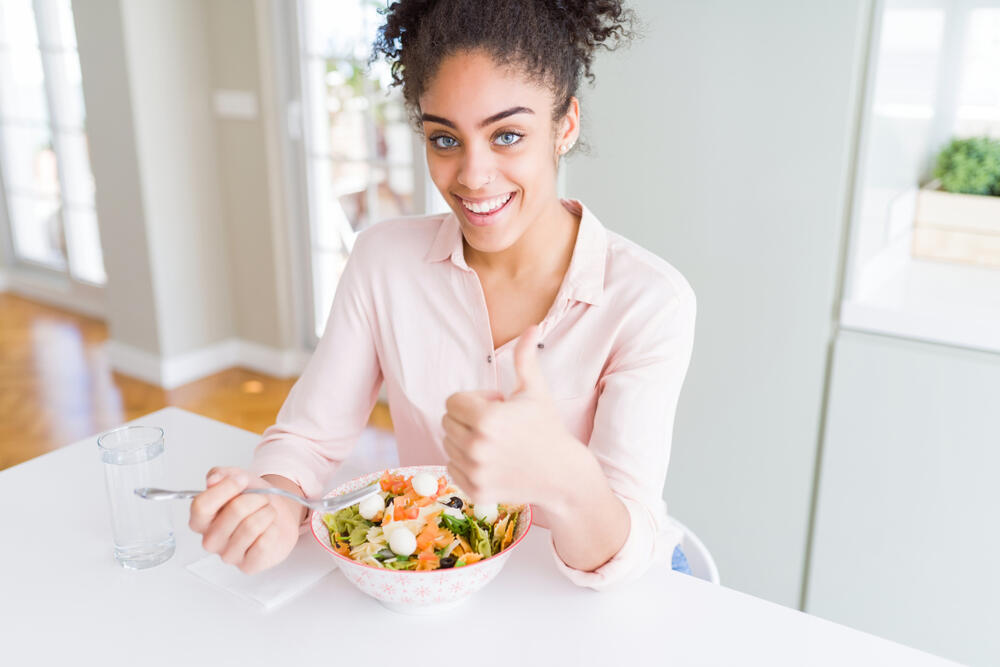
[556,96,581,152]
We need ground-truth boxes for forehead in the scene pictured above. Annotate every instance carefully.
[419,50,553,126]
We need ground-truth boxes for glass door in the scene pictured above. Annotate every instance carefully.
[294,0,444,341]
[0,0,105,292]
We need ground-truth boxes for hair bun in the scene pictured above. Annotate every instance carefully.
[373,0,637,122]
[546,0,637,82]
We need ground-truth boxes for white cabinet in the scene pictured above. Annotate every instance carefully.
[806,329,1000,666]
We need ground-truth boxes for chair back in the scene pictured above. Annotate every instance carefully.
[673,518,720,585]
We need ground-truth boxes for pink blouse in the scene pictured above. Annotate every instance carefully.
[249,199,697,590]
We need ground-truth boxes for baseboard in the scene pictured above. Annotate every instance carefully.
[106,338,310,389]
[106,340,176,387]
[0,269,105,318]
[235,339,310,378]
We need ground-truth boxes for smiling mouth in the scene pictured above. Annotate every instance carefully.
[456,192,514,215]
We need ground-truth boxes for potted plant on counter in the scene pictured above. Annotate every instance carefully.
[912,136,1000,267]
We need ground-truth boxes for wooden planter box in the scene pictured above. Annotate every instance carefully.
[912,181,1000,268]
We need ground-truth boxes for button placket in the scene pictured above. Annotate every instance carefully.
[464,270,499,390]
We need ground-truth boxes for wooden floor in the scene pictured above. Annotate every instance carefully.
[0,292,393,471]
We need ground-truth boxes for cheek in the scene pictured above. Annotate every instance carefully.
[507,150,555,197]
[425,152,452,187]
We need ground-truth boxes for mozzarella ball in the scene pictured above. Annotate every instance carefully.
[473,502,498,524]
[388,527,417,556]
[411,472,438,497]
[358,494,384,521]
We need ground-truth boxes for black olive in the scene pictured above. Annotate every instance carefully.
[443,496,463,508]
[439,555,457,569]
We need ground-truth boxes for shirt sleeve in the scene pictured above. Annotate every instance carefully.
[551,279,696,590]
[248,230,383,501]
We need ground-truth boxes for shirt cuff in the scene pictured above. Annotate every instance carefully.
[248,444,326,500]
[549,495,674,591]
[247,453,322,536]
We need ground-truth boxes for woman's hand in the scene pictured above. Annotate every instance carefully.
[441,325,578,510]
[188,468,304,574]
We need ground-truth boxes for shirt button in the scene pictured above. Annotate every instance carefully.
[537,342,544,349]
[487,354,493,363]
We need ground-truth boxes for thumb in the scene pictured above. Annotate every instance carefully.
[465,389,505,402]
[512,324,548,398]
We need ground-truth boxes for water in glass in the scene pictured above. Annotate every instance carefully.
[98,426,175,569]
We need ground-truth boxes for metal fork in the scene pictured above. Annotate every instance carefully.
[134,481,380,514]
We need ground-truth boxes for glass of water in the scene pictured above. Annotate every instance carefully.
[97,425,175,569]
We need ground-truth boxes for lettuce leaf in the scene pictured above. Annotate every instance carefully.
[439,513,471,538]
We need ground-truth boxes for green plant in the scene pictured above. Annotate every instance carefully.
[933,136,1000,196]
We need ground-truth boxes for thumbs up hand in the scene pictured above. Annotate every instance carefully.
[441,325,576,509]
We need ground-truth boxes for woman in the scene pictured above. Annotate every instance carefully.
[189,0,696,589]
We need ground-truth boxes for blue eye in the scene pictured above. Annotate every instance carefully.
[495,132,522,146]
[429,132,522,149]
[431,135,458,149]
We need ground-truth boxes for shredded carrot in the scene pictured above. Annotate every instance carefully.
[501,518,516,551]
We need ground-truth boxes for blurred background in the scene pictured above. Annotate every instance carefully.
[0,0,998,663]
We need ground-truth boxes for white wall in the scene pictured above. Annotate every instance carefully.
[567,0,871,607]
[206,0,296,352]
[119,0,235,359]
[73,0,162,355]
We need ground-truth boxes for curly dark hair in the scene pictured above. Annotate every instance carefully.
[371,0,637,133]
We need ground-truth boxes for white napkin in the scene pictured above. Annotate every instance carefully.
[186,428,400,611]
[186,531,337,611]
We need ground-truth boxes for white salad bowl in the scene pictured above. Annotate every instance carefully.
[311,465,532,614]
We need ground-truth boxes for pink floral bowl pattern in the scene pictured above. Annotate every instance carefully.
[311,465,532,614]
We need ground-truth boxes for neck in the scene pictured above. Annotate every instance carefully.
[464,197,580,283]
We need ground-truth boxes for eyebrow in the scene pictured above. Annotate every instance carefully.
[420,106,535,129]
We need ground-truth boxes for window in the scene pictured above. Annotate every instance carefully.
[0,0,105,285]
[294,0,446,339]
[954,8,1000,137]
[840,0,1000,355]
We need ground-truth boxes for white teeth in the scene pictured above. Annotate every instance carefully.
[461,192,512,214]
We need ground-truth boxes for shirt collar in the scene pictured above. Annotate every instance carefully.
[423,198,607,306]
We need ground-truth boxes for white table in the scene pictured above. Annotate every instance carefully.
[0,408,957,666]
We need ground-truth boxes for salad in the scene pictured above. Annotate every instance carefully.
[322,470,523,571]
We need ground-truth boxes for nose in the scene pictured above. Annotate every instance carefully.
[456,143,496,190]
